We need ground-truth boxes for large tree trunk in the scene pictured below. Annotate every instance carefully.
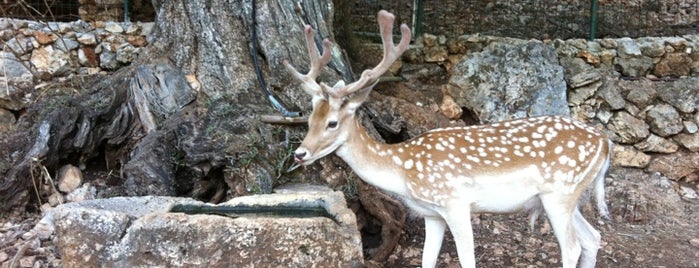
[2,0,347,210]
[1,0,452,264]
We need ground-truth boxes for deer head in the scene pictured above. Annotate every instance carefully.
[285,10,411,165]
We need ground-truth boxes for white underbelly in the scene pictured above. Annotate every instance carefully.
[460,170,544,214]
[469,188,541,213]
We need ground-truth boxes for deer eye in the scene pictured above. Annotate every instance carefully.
[327,121,338,129]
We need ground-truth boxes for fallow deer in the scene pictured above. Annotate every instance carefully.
[284,10,611,268]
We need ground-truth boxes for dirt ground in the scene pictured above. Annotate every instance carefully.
[380,168,699,268]
[1,167,697,268]
[366,61,699,267]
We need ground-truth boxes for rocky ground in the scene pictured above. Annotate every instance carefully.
[384,168,699,268]
[1,168,698,267]
[2,63,697,267]
[2,61,699,268]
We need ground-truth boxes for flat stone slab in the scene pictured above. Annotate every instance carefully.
[36,187,363,268]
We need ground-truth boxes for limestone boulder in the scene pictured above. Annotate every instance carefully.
[596,79,626,110]
[656,78,699,114]
[674,133,699,152]
[614,37,653,77]
[30,45,73,76]
[53,37,80,52]
[57,164,83,193]
[646,151,699,181]
[116,44,139,64]
[0,108,16,132]
[616,38,642,58]
[424,46,448,63]
[99,50,119,70]
[40,191,363,268]
[77,46,99,67]
[653,52,692,77]
[614,56,653,77]
[684,121,698,134]
[638,38,665,58]
[607,111,650,144]
[5,36,34,55]
[612,145,651,168]
[560,57,601,88]
[623,80,657,108]
[77,33,97,45]
[0,51,33,83]
[447,39,568,123]
[570,80,602,107]
[645,104,683,137]
[634,134,679,153]
[105,22,124,34]
[33,31,57,45]
[446,36,467,54]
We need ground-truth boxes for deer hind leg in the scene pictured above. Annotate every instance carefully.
[422,216,447,268]
[540,194,581,268]
[573,208,602,268]
[443,205,476,268]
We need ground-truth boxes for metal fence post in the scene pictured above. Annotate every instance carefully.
[589,0,598,40]
[412,0,424,39]
[124,0,131,22]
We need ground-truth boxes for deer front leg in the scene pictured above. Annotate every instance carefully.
[422,216,447,268]
[445,205,477,268]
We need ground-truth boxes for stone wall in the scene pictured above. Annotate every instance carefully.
[78,0,123,22]
[78,0,155,22]
[0,18,152,116]
[0,0,155,22]
[351,0,699,39]
[403,32,699,197]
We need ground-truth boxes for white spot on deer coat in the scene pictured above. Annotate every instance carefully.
[554,146,563,154]
[404,159,414,169]
[415,161,423,171]
[392,155,402,165]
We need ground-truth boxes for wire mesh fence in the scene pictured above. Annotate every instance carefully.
[1,0,81,22]
[2,0,697,38]
[0,0,155,22]
[349,0,699,40]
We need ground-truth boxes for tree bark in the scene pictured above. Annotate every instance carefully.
[0,0,453,263]
[2,0,348,210]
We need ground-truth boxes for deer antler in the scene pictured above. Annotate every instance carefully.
[283,25,332,97]
[328,10,411,98]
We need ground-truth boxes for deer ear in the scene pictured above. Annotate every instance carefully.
[344,87,371,113]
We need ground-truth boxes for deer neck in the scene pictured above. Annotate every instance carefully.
[335,118,409,196]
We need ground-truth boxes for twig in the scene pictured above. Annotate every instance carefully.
[40,164,61,205]
[29,160,43,208]
[2,43,8,96]
[9,240,30,268]
[616,232,640,239]
[258,115,308,124]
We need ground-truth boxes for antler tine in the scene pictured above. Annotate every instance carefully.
[330,10,412,98]
[283,25,332,97]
